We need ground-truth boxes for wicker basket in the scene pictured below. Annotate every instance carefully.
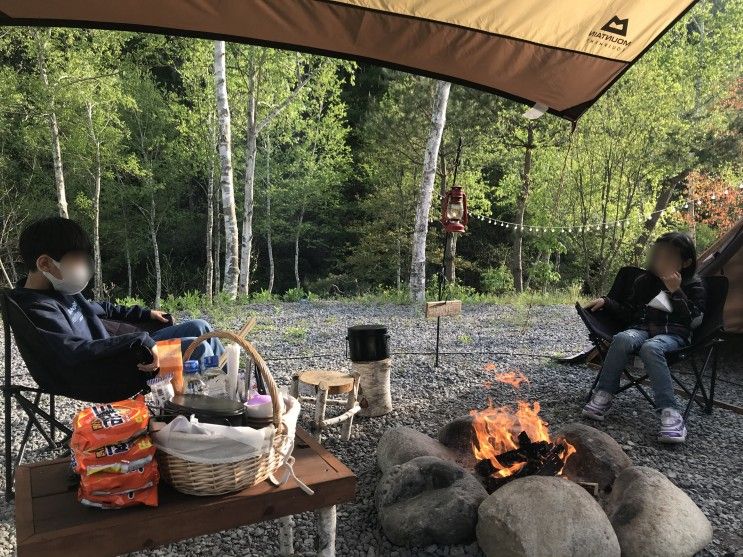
[155,330,290,496]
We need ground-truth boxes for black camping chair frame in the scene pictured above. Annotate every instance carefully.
[1,289,173,500]
[2,294,72,501]
[577,267,727,422]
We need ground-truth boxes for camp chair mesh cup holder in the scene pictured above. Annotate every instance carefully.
[576,266,727,423]
[0,289,171,500]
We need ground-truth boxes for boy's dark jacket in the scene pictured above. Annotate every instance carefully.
[603,271,705,341]
[10,282,157,400]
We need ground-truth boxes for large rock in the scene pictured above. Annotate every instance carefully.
[477,476,620,557]
[437,415,476,468]
[606,466,712,557]
[376,426,457,473]
[375,456,487,547]
[556,422,632,494]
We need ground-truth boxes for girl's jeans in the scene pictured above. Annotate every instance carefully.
[596,328,686,410]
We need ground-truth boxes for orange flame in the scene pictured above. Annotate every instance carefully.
[470,400,575,479]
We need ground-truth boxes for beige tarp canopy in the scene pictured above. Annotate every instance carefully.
[0,0,697,120]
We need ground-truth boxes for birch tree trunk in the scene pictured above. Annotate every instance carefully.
[238,69,258,296]
[86,102,103,299]
[35,30,68,218]
[214,187,222,293]
[265,134,275,294]
[125,239,132,298]
[205,149,215,303]
[294,202,306,290]
[213,40,240,299]
[511,123,534,293]
[149,196,162,308]
[408,80,451,303]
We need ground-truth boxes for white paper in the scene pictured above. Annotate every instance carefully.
[647,291,673,312]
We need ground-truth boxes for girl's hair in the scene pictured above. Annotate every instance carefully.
[654,231,697,276]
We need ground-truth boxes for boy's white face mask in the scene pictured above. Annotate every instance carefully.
[42,259,92,295]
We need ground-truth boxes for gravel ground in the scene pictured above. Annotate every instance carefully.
[1,301,741,556]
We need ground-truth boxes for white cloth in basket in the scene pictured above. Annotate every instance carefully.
[151,395,300,465]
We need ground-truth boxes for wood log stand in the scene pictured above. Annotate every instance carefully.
[351,359,393,417]
[277,506,337,557]
[292,370,361,443]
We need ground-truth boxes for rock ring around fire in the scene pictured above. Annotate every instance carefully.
[375,456,487,547]
[477,475,621,557]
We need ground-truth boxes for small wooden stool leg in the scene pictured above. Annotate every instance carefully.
[314,381,329,443]
[315,505,336,557]
[341,373,360,442]
[291,373,300,399]
[278,514,294,556]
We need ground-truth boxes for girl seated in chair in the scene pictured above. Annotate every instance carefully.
[582,232,705,444]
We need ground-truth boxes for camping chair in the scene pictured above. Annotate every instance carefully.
[1,289,171,500]
[575,267,727,422]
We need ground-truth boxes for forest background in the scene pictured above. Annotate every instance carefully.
[0,0,741,312]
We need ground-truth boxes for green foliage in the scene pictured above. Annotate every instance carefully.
[160,290,206,316]
[481,265,515,295]
[528,261,561,292]
[115,296,147,308]
[251,289,276,302]
[282,287,307,302]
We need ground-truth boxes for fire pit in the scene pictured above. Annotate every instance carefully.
[470,400,576,493]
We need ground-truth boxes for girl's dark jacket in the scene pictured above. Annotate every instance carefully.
[603,272,706,342]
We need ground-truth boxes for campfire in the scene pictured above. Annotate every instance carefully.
[470,366,576,492]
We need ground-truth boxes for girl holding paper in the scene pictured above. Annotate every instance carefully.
[581,232,705,444]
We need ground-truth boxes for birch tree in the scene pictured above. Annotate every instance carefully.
[213,40,240,298]
[235,48,323,295]
[33,30,68,218]
[408,80,451,302]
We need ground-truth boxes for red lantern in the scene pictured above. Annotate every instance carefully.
[441,186,468,234]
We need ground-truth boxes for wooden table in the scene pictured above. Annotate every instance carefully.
[15,428,356,557]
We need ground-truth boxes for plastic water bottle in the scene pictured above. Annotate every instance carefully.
[202,355,226,398]
[183,359,206,395]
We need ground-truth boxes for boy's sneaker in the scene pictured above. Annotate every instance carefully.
[582,390,613,421]
[658,408,687,444]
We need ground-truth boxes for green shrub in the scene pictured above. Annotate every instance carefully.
[251,289,275,302]
[114,296,147,308]
[481,265,515,295]
[283,287,306,302]
[160,290,204,316]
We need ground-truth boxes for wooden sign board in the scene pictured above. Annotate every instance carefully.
[425,300,462,318]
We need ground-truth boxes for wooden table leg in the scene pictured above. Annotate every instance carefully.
[278,514,294,556]
[315,505,336,557]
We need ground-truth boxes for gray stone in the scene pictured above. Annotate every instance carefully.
[437,415,477,469]
[477,476,620,557]
[606,466,713,557]
[556,422,632,493]
[375,456,487,547]
[376,426,457,473]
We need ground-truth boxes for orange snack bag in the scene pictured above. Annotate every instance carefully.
[70,397,149,453]
[79,460,159,495]
[79,484,158,509]
[156,338,184,394]
[72,435,156,475]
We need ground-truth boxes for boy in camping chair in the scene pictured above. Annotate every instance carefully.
[12,216,223,402]
[582,232,705,444]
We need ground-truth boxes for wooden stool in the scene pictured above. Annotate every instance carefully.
[291,370,360,443]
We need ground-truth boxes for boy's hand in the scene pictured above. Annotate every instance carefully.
[138,344,160,372]
[661,271,682,293]
[150,310,169,323]
[585,298,605,312]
